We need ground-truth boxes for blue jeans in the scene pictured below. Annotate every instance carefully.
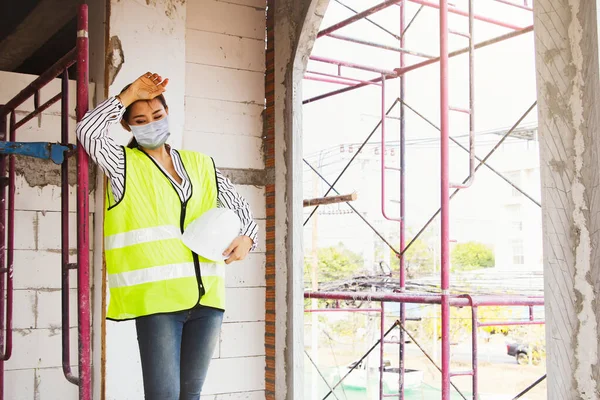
[135,306,224,400]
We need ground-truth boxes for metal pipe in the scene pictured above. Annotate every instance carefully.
[439,0,451,397]
[310,55,396,75]
[304,292,544,307]
[76,5,92,399]
[61,70,79,385]
[511,375,547,400]
[477,320,545,327]
[318,0,403,38]
[305,71,382,86]
[492,0,533,11]
[304,75,355,86]
[0,48,77,118]
[451,0,476,190]
[303,26,533,105]
[304,308,383,313]
[2,112,16,364]
[0,111,5,399]
[406,0,524,30]
[464,295,478,400]
[379,303,385,399]
[14,93,62,130]
[325,33,436,59]
[380,75,397,222]
[398,3,407,398]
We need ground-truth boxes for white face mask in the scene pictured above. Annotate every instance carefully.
[130,116,171,150]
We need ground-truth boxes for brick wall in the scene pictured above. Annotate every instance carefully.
[264,1,276,398]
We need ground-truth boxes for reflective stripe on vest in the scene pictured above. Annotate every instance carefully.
[104,148,224,320]
[105,225,181,250]
[108,261,225,288]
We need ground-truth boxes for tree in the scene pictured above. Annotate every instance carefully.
[390,238,435,278]
[304,243,364,285]
[451,241,495,270]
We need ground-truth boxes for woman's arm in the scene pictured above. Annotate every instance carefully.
[75,96,126,200]
[216,170,259,248]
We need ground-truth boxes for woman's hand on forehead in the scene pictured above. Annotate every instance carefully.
[119,72,169,107]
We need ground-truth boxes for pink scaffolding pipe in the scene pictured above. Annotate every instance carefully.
[0,5,90,400]
[303,2,541,399]
[406,0,525,30]
[303,25,534,105]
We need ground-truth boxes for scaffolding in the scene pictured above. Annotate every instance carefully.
[302,1,544,399]
[0,5,91,400]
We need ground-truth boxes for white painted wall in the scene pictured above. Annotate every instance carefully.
[102,0,268,399]
[185,1,267,398]
[0,71,95,399]
[104,1,188,398]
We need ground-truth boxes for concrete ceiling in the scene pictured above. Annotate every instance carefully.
[0,0,81,75]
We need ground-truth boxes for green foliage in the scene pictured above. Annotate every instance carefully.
[451,241,495,271]
[304,243,364,286]
[390,238,435,278]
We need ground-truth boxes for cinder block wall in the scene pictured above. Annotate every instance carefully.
[0,71,95,400]
[185,1,267,398]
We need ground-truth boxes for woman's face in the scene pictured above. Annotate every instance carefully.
[126,98,168,127]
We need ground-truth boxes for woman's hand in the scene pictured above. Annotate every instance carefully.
[117,72,169,107]
[223,236,254,265]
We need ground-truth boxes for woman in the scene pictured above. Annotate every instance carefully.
[76,72,257,400]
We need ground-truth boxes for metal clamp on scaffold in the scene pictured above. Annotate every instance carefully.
[0,141,75,165]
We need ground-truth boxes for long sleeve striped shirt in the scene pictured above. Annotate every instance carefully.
[76,96,258,248]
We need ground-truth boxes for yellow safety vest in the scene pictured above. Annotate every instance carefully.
[103,147,225,320]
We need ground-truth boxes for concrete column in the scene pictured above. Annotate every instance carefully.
[533,1,600,398]
[272,0,328,398]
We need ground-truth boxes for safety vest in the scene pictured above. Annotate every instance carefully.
[103,147,226,320]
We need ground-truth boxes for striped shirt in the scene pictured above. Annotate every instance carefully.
[76,96,258,248]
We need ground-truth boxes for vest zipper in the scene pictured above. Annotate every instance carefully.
[181,201,206,299]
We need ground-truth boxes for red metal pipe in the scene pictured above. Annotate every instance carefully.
[305,71,382,86]
[304,308,383,313]
[303,26,534,105]
[326,33,436,59]
[318,0,403,38]
[464,295,478,400]
[0,111,5,399]
[379,302,385,399]
[406,0,524,30]
[14,93,62,130]
[304,292,544,307]
[450,0,476,190]
[76,5,91,399]
[61,70,79,385]
[0,48,77,118]
[398,4,407,398]
[439,0,451,398]
[2,112,16,363]
[477,320,545,327]
[310,55,396,75]
[493,0,533,11]
[304,76,354,86]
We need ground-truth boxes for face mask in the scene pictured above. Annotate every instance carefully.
[130,116,171,150]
